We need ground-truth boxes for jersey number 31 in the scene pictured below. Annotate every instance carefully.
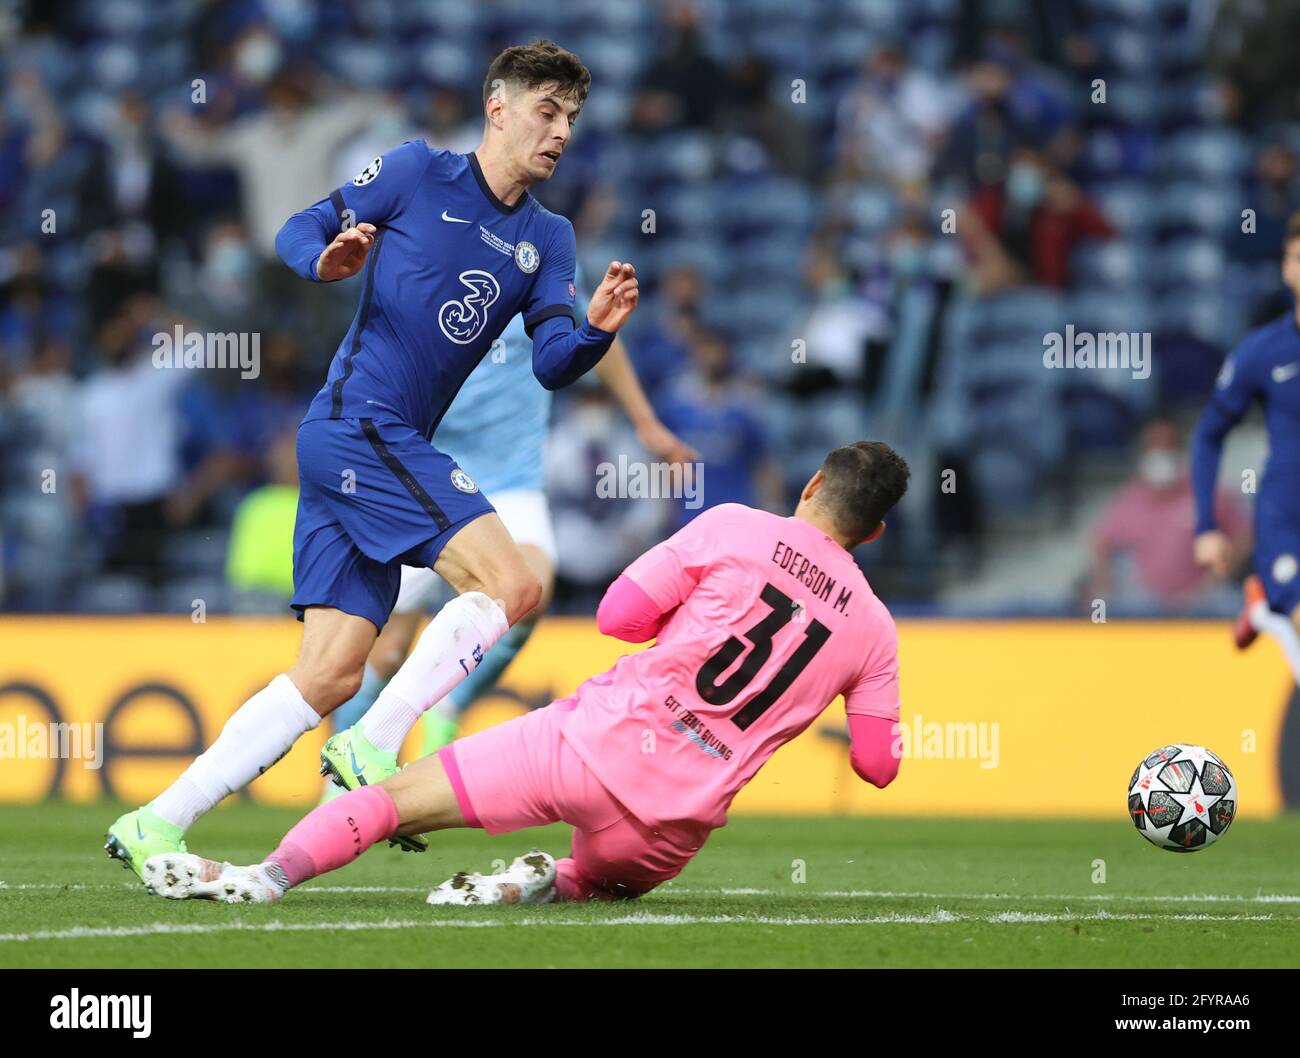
[696,583,830,731]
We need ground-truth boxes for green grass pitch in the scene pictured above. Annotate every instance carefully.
[2,803,1298,968]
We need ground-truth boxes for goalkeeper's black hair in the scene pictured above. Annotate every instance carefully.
[815,441,910,543]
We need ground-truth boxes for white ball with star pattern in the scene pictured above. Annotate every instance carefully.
[1127,743,1237,852]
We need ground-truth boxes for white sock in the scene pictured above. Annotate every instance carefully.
[150,674,322,831]
[360,592,509,753]
[1249,601,1300,685]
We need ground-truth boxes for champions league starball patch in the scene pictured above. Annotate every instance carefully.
[450,468,479,493]
[352,156,382,186]
[514,240,539,274]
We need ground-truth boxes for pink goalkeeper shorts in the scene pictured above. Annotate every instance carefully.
[438,703,709,898]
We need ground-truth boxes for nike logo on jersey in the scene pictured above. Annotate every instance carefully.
[1272,362,1300,383]
[441,210,471,224]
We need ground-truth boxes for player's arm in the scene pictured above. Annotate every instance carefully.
[528,220,639,389]
[848,715,900,789]
[843,618,901,789]
[595,505,737,642]
[274,140,430,283]
[594,338,699,465]
[1191,343,1260,576]
[596,575,672,642]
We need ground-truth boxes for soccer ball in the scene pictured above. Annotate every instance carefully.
[1127,743,1237,852]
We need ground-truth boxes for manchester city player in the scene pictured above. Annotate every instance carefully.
[107,40,640,878]
[326,272,697,763]
[1192,211,1300,687]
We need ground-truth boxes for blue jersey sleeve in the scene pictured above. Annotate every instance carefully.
[531,315,615,390]
[1190,339,1264,533]
[521,216,579,336]
[523,218,614,389]
[336,139,431,226]
[274,140,431,282]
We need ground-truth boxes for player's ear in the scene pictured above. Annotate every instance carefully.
[862,521,886,545]
[802,469,824,502]
[485,91,506,130]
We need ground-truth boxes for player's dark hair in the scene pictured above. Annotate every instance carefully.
[1285,211,1300,250]
[815,441,910,543]
[483,39,591,107]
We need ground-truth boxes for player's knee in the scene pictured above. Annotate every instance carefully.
[502,573,543,625]
[292,663,365,713]
[470,570,542,625]
[326,667,366,710]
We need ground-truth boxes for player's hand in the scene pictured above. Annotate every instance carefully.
[316,222,377,282]
[637,418,700,468]
[1194,530,1233,579]
[586,261,639,332]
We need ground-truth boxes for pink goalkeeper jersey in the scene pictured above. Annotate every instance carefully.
[558,503,901,830]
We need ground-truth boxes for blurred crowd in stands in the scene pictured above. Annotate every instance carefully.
[0,0,1296,616]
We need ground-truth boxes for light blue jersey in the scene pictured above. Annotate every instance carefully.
[433,266,588,495]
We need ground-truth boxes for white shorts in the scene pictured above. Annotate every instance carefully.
[392,488,556,615]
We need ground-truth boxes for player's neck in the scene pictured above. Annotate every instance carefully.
[793,509,856,552]
[472,142,530,207]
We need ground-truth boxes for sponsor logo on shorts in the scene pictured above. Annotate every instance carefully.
[451,468,478,493]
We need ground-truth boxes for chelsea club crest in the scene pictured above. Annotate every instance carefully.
[450,468,479,494]
[514,240,539,274]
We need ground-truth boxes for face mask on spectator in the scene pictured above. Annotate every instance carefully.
[208,241,254,283]
[1139,450,1182,489]
[1006,163,1044,209]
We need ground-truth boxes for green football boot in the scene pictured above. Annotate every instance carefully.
[104,806,187,887]
[319,726,427,852]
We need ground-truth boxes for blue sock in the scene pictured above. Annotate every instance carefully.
[446,621,536,716]
[332,664,388,732]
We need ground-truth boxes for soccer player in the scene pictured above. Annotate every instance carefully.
[142,442,910,905]
[326,280,697,760]
[1192,211,1300,685]
[106,40,640,880]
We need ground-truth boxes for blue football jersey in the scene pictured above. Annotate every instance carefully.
[288,141,581,439]
[433,266,590,495]
[1192,311,1300,532]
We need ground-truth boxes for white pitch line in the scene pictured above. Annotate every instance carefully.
[0,882,430,893]
[668,887,1300,905]
[6,882,1300,905]
[0,908,1290,944]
